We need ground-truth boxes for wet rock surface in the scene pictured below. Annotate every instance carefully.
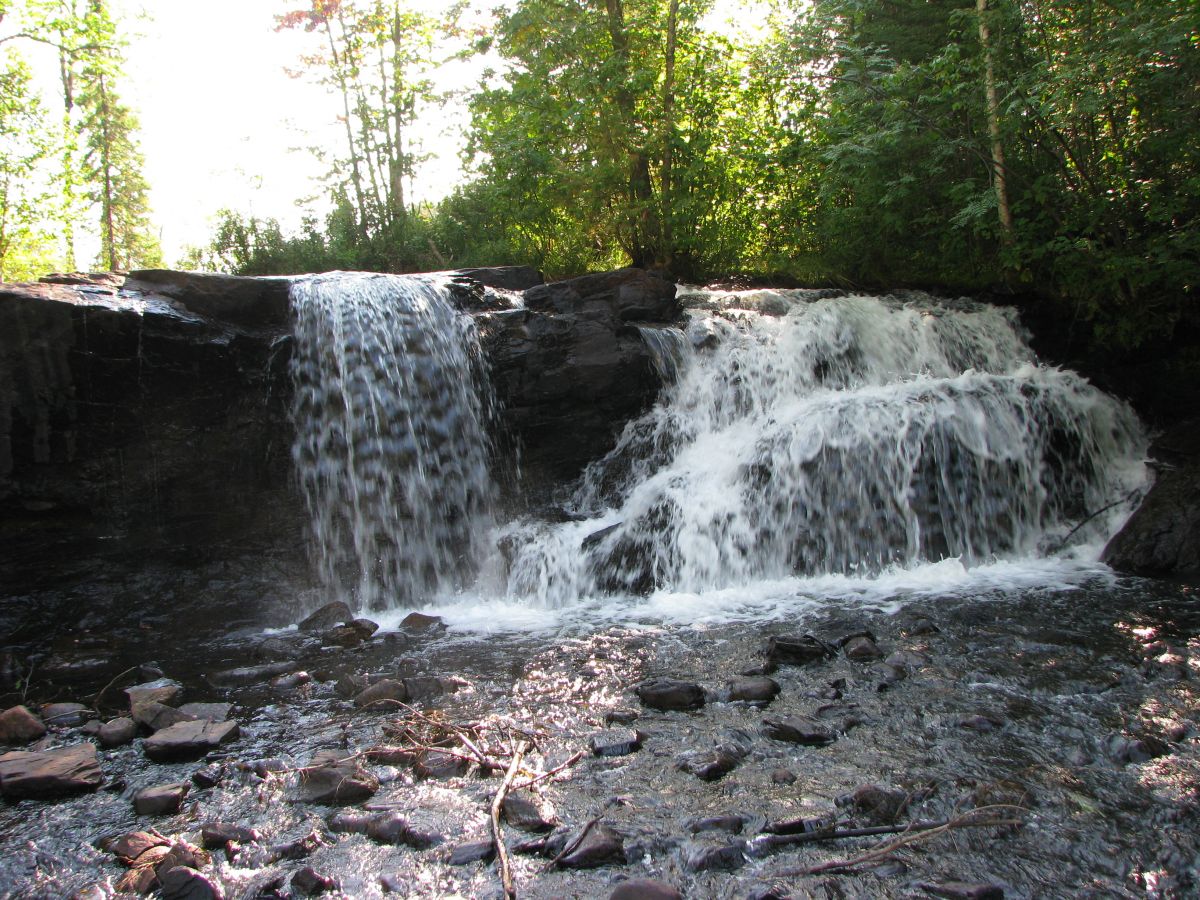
[0,558,1198,898]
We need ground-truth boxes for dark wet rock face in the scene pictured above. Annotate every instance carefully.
[1104,422,1200,576]
[143,720,239,762]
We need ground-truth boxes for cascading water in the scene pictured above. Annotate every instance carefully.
[501,288,1148,607]
[290,272,495,611]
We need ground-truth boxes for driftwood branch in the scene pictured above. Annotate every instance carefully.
[774,805,1026,876]
[513,749,587,790]
[491,739,530,900]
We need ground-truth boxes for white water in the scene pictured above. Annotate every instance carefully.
[289,280,1147,630]
[497,288,1148,617]
[290,272,495,611]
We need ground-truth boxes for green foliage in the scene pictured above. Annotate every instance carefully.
[0,52,59,280]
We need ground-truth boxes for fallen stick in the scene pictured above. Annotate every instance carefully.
[513,749,586,790]
[774,806,1026,876]
[491,739,530,900]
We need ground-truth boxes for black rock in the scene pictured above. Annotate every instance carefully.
[609,879,683,900]
[917,881,1005,899]
[448,840,496,865]
[589,728,645,757]
[366,812,441,849]
[158,866,225,900]
[291,866,338,895]
[677,749,741,781]
[687,815,745,835]
[201,822,262,850]
[762,716,837,746]
[635,678,706,711]
[604,707,641,726]
[559,821,626,869]
[766,635,834,666]
[843,635,884,661]
[298,601,353,632]
[296,757,378,805]
[503,795,556,831]
[684,840,746,872]
[726,676,781,706]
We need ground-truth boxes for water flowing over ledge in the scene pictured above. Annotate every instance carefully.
[496,288,1148,614]
[290,272,496,611]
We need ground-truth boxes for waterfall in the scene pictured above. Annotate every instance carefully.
[502,289,1147,605]
[290,272,495,611]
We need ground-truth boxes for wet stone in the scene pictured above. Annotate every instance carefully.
[324,624,369,648]
[98,716,138,748]
[918,881,1005,899]
[605,707,641,726]
[178,703,232,722]
[327,810,373,834]
[125,678,183,709]
[836,784,910,823]
[134,781,190,815]
[414,750,469,779]
[0,705,47,744]
[448,839,496,865]
[144,720,240,762]
[208,661,296,687]
[609,879,683,900]
[843,635,884,661]
[269,828,327,862]
[0,743,103,799]
[559,821,626,869]
[636,678,706,711]
[687,815,745,835]
[589,728,645,757]
[771,768,797,785]
[404,675,450,703]
[366,812,442,848]
[291,866,338,895]
[297,756,378,805]
[298,601,353,632]
[353,678,408,709]
[726,676,781,706]
[684,840,746,872]
[886,649,931,671]
[677,748,740,781]
[201,822,262,850]
[766,634,834,666]
[101,829,170,863]
[133,700,195,732]
[39,702,93,727]
[762,716,837,746]
[364,745,416,766]
[503,795,556,831]
[158,865,225,900]
[269,671,312,691]
[400,612,445,632]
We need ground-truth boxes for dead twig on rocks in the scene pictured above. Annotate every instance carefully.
[513,749,587,790]
[491,739,530,899]
[774,805,1027,876]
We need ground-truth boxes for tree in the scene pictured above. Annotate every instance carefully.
[0,51,58,280]
[276,0,449,268]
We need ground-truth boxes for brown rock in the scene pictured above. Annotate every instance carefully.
[610,879,682,900]
[0,705,47,744]
[134,781,191,815]
[125,678,183,709]
[353,679,408,709]
[635,678,705,711]
[132,700,196,732]
[143,720,239,762]
[39,702,93,727]
[97,716,138,748]
[0,743,103,799]
[559,821,625,869]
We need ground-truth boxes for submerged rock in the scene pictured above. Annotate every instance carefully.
[725,676,781,706]
[636,678,706,711]
[0,743,103,799]
[762,716,837,745]
[158,865,225,900]
[133,781,190,816]
[609,879,683,900]
[448,840,496,865]
[296,754,378,805]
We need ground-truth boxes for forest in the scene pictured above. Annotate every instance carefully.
[1,0,1196,361]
